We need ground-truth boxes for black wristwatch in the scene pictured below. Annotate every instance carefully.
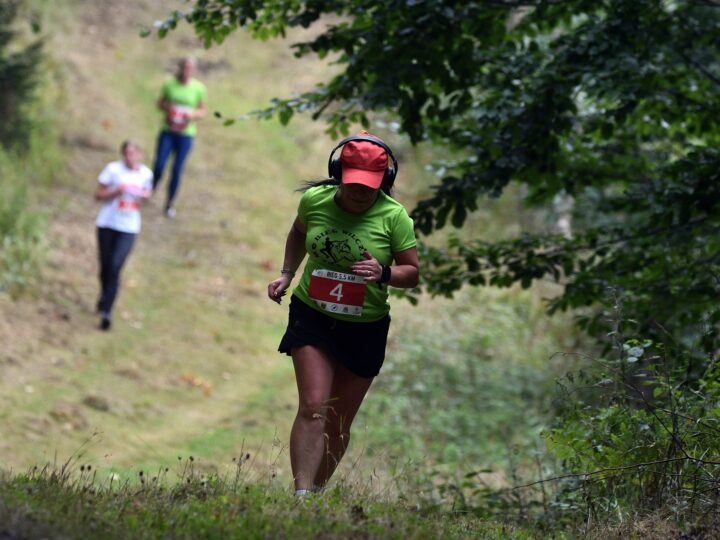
[379,264,391,284]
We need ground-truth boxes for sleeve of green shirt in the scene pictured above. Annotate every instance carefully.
[161,79,172,99]
[197,80,208,105]
[391,208,417,253]
[297,188,313,227]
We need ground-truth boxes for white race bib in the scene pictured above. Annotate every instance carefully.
[308,269,366,317]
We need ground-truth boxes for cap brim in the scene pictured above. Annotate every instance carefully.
[341,167,384,189]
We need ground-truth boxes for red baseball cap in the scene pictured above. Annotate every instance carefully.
[340,134,389,189]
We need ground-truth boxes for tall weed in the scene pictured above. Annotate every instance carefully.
[0,150,47,297]
[0,456,531,540]
[363,287,580,506]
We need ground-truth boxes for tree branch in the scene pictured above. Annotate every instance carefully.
[676,48,720,88]
[511,456,720,490]
[687,0,720,7]
[475,0,574,6]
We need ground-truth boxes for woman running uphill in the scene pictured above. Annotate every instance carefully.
[267,132,419,496]
[152,57,207,218]
[95,140,153,330]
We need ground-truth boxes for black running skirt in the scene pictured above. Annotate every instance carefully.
[278,295,391,379]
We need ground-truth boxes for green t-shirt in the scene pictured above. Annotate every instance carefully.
[160,77,207,136]
[293,185,417,322]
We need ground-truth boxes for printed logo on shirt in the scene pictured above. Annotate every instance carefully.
[309,228,366,266]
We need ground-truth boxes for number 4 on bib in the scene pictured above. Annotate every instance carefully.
[329,283,344,302]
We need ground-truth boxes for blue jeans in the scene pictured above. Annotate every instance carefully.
[97,227,136,315]
[152,130,194,208]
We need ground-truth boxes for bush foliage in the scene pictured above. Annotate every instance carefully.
[0,0,43,151]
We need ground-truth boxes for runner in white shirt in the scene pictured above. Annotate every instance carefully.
[94,140,153,330]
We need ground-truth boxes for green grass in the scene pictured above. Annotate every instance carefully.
[4,468,699,539]
[0,465,542,540]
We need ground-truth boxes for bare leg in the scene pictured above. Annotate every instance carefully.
[290,345,335,491]
[313,362,374,489]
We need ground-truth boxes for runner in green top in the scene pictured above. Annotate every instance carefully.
[267,132,420,497]
[152,57,207,217]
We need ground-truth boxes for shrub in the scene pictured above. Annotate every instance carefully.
[0,152,46,297]
[0,0,43,151]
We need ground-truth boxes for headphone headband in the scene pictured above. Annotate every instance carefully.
[327,135,398,179]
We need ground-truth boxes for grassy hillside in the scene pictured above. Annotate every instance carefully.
[0,0,579,498]
[2,0,332,477]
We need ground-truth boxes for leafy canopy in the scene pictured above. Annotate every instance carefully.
[156,0,720,352]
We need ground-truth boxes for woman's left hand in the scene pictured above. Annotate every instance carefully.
[351,250,383,282]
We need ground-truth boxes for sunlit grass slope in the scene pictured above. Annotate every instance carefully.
[1,0,337,478]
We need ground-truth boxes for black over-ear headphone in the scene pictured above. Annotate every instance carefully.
[327,135,398,189]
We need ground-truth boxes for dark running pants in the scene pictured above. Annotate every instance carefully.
[97,227,136,315]
[152,130,194,208]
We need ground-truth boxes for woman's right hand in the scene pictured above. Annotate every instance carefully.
[268,275,292,304]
